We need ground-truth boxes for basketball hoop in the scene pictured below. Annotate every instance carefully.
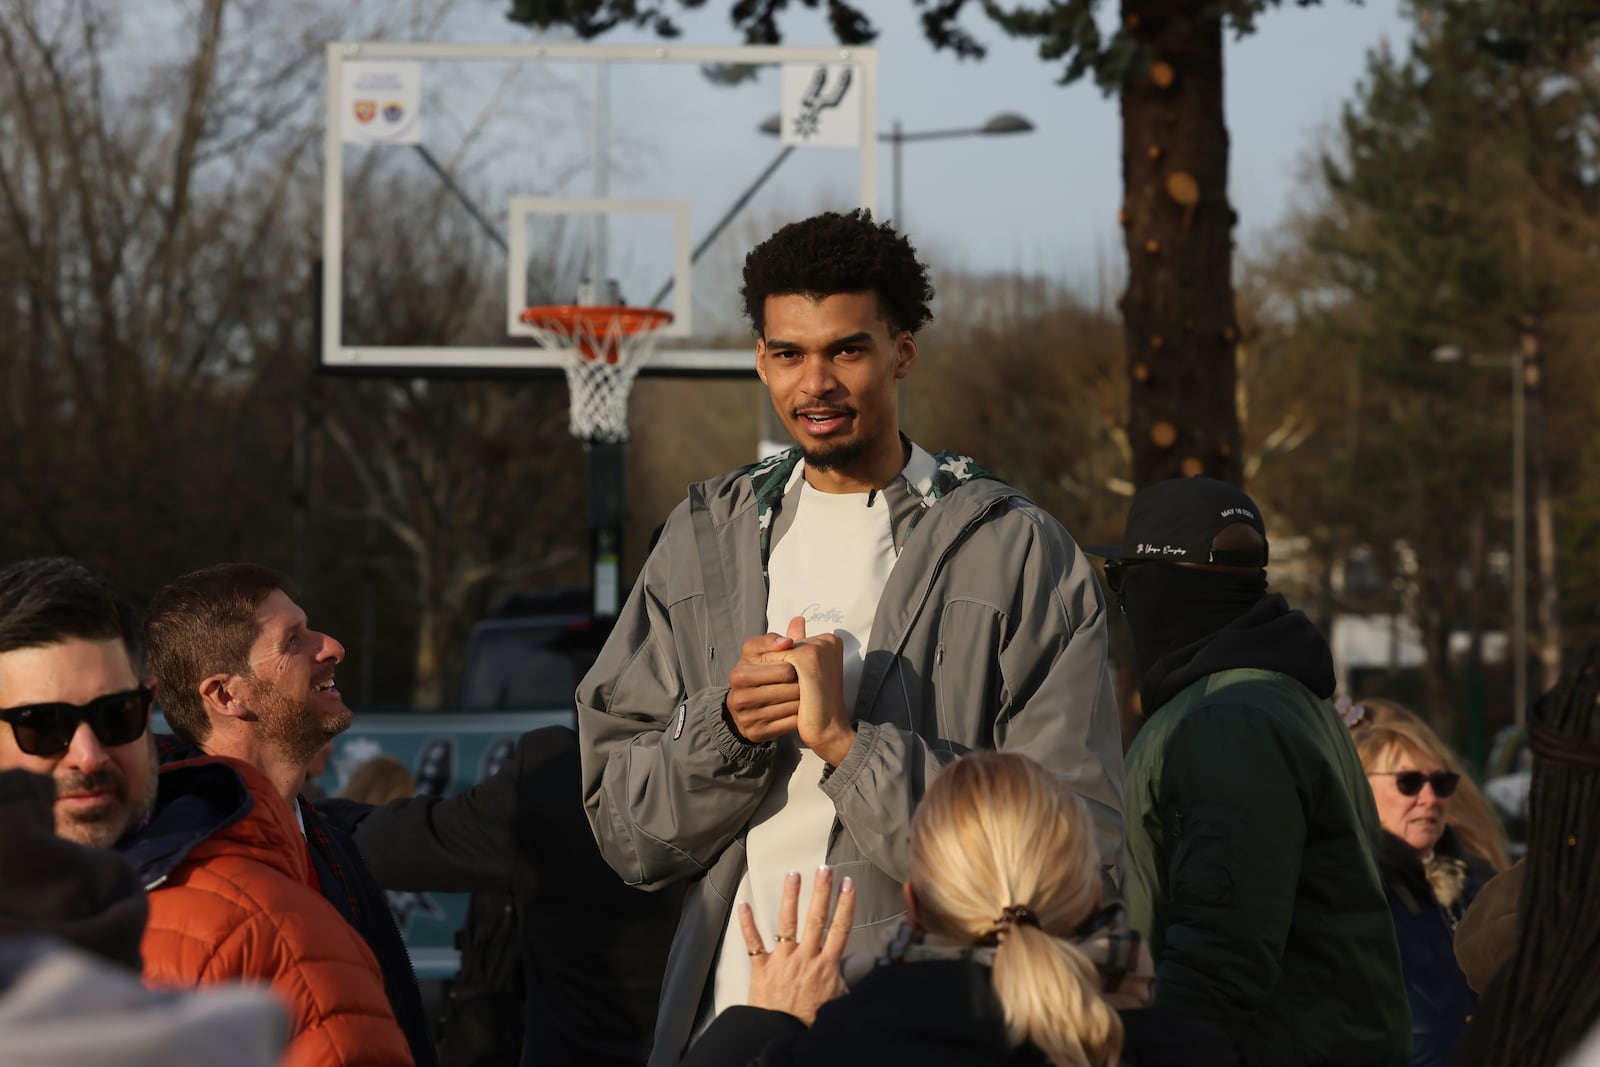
[518,305,674,443]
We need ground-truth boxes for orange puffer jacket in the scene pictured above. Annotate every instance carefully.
[122,755,413,1067]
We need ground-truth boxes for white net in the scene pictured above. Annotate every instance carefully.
[519,306,672,443]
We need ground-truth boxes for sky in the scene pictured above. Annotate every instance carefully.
[330,0,1418,355]
[461,0,1417,291]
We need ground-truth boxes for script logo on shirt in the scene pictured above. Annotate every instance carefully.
[800,603,847,625]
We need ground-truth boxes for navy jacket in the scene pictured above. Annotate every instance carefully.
[1377,831,1479,1067]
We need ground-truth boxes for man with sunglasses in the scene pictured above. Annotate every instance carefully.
[1087,478,1409,1067]
[0,557,413,1066]
[0,558,158,848]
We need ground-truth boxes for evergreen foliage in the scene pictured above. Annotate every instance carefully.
[1283,0,1599,732]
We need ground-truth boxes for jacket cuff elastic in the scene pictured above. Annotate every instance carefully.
[704,690,777,770]
[819,720,878,802]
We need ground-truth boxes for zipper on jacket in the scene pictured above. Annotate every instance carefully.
[144,874,168,892]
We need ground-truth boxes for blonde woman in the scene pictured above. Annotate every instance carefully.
[1353,714,1488,1067]
[340,754,415,806]
[1345,697,1511,875]
[683,749,1158,1067]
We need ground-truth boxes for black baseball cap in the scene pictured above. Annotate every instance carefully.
[1083,476,1269,567]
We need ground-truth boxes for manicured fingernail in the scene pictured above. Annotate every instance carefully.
[786,870,801,885]
[817,865,832,882]
[841,877,854,894]
[738,902,751,917]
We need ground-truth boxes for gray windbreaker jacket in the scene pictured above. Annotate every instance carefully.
[577,447,1124,1065]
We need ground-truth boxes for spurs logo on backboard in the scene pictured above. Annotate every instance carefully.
[793,65,852,139]
[780,61,863,148]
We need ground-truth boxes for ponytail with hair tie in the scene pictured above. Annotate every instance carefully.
[975,904,1041,946]
[997,905,1040,932]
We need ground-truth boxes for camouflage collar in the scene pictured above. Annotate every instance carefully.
[747,439,993,581]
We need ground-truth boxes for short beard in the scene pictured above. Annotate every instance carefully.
[55,733,158,848]
[798,436,867,473]
[253,682,352,770]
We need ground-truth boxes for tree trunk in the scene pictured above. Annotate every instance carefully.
[1119,0,1244,488]
[1462,509,1490,767]
[1418,568,1460,744]
[1522,327,1563,691]
[413,559,445,710]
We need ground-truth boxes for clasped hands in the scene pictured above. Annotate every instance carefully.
[725,615,857,767]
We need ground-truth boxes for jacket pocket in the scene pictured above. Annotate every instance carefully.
[825,858,908,936]
[932,600,1005,743]
[1167,804,1239,907]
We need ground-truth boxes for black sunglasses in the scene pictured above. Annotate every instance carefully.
[0,686,152,758]
[1372,769,1461,799]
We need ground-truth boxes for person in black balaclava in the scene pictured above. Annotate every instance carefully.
[0,768,147,972]
[1085,477,1411,1067]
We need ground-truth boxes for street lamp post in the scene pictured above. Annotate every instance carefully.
[759,112,1035,227]
[1434,345,1527,727]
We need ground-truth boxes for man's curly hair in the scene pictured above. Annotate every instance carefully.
[741,209,934,337]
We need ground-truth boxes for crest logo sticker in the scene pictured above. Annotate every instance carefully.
[340,61,422,145]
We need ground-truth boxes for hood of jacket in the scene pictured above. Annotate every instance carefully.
[1139,592,1336,713]
[114,756,304,892]
[1451,858,1522,994]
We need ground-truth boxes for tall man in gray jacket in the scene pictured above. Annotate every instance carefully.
[578,209,1124,1064]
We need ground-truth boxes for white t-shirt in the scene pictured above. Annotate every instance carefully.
[709,462,899,1016]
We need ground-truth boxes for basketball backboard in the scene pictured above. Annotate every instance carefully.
[322,42,879,378]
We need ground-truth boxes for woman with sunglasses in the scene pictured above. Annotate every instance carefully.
[1353,716,1487,1067]
[1342,698,1511,878]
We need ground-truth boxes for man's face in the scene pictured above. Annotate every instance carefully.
[240,589,351,767]
[756,291,916,488]
[0,638,158,847]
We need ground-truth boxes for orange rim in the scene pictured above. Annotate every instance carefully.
[519,304,673,364]
[518,304,675,335]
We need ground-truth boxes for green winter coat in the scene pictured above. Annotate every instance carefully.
[1122,598,1411,1067]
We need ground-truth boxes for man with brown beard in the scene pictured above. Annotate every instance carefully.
[0,557,411,1066]
[144,563,438,1067]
